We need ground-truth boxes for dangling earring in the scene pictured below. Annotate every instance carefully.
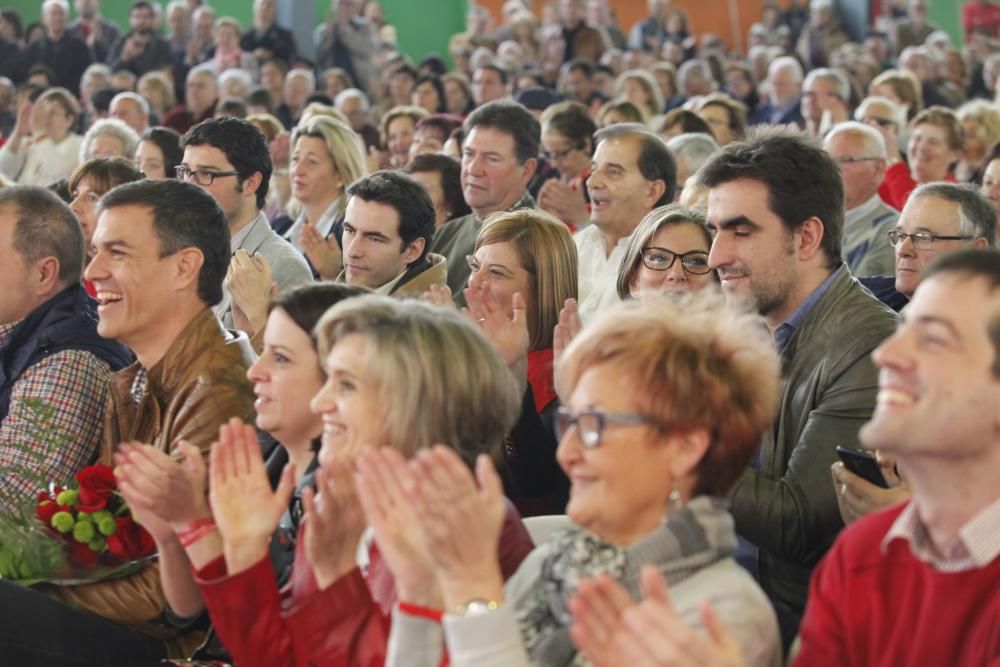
[667,489,684,516]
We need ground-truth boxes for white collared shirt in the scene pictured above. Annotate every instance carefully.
[882,497,1000,572]
[574,225,632,323]
[285,196,344,251]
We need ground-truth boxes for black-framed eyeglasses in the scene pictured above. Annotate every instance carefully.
[864,117,897,129]
[542,145,580,161]
[175,165,241,185]
[887,230,972,249]
[641,247,712,275]
[833,156,880,165]
[555,407,657,449]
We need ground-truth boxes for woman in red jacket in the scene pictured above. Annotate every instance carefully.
[192,296,534,667]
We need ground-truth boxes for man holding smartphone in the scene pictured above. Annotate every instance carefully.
[700,126,898,651]
[798,248,1000,665]
[834,183,998,524]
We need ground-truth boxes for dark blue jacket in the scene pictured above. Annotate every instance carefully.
[0,283,132,422]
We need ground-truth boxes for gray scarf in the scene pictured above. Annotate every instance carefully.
[515,496,738,667]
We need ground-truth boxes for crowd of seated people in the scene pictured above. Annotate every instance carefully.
[0,0,999,665]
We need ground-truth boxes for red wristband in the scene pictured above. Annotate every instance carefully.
[177,518,216,548]
[398,601,443,623]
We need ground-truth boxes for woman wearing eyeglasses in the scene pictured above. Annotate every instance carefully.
[617,204,718,300]
[375,295,782,667]
[537,101,597,230]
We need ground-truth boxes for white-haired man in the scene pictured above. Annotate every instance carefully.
[109,91,150,135]
[749,56,805,127]
[824,121,898,277]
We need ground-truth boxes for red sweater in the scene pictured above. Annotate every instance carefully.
[796,503,1000,667]
[879,162,958,211]
[196,501,534,667]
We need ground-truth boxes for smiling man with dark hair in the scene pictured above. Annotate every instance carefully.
[700,125,898,649]
[0,179,256,665]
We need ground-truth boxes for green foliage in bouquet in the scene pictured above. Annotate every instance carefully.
[0,399,75,581]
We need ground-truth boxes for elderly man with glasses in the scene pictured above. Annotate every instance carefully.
[824,121,899,277]
[890,182,997,301]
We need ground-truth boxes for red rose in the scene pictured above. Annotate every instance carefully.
[75,465,117,512]
[106,516,155,561]
[36,500,64,524]
[66,539,99,567]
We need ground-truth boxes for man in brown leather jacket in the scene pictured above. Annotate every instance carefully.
[0,179,255,665]
[700,126,898,652]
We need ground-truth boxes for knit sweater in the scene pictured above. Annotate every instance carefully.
[795,503,1000,666]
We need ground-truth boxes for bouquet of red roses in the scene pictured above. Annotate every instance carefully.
[0,464,156,584]
[35,463,156,568]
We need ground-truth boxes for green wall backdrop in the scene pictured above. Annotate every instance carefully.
[2,0,467,64]
[0,0,965,62]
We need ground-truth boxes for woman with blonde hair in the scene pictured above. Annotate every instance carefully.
[189,296,532,666]
[276,115,368,279]
[617,204,718,301]
[212,16,258,79]
[869,69,922,121]
[379,104,429,169]
[956,99,1000,183]
[596,99,645,128]
[137,71,176,121]
[614,68,664,126]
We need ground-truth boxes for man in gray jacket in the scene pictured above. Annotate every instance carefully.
[179,117,312,330]
[700,126,898,650]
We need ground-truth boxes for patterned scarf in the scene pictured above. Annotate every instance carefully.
[515,496,738,666]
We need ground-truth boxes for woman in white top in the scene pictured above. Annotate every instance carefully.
[365,294,784,667]
[0,87,83,186]
[282,115,368,278]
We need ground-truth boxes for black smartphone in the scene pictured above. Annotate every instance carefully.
[836,446,888,489]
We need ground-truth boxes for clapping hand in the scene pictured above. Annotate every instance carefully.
[538,179,588,227]
[114,440,211,543]
[226,250,274,338]
[301,458,367,590]
[355,448,440,606]
[463,282,529,370]
[300,219,343,279]
[407,446,507,610]
[209,418,296,575]
[572,565,744,667]
[553,297,583,399]
[423,283,455,308]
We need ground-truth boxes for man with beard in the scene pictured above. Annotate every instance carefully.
[110,1,173,77]
[700,125,898,650]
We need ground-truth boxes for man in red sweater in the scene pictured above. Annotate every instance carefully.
[796,248,1000,666]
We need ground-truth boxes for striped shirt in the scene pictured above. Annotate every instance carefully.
[0,320,112,508]
[881,498,1000,572]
